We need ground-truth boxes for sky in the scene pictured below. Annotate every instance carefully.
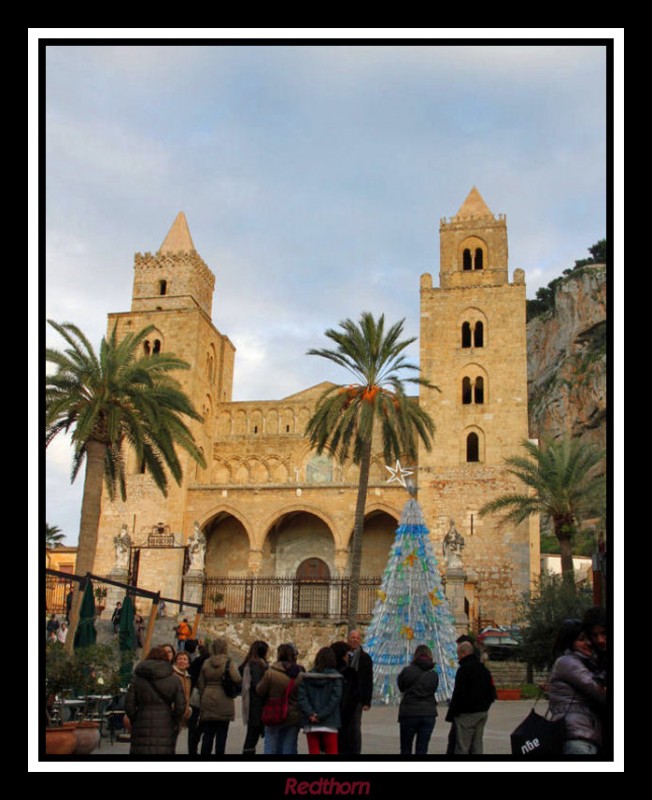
[37,35,615,547]
[32,31,623,774]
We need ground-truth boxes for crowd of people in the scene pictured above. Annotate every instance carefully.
[49,603,608,757]
[123,629,374,756]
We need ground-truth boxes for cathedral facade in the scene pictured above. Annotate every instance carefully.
[92,188,539,628]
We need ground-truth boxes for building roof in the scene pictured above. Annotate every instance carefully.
[453,186,493,220]
[159,211,196,253]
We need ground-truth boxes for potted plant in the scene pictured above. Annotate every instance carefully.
[45,642,77,754]
[94,585,108,615]
[213,592,226,617]
[45,642,125,755]
[496,686,523,701]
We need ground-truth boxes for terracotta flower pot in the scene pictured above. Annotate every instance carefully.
[496,688,522,701]
[71,721,101,754]
[45,727,77,755]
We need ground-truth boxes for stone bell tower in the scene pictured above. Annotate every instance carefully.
[418,188,538,626]
[92,213,236,594]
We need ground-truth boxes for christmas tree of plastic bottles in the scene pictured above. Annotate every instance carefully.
[365,494,459,705]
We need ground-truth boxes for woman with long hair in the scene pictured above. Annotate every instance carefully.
[256,643,303,755]
[547,619,606,755]
[239,640,269,755]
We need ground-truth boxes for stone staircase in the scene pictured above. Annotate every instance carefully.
[94,616,183,650]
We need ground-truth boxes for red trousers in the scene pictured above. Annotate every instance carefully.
[306,731,338,754]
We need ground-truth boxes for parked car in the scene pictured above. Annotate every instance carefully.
[478,626,521,661]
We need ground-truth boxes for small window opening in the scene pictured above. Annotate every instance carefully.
[463,249,472,271]
[462,322,472,348]
[474,321,484,348]
[143,340,151,356]
[474,248,483,270]
[159,280,167,295]
[467,433,479,462]
[286,425,290,433]
[474,377,484,405]
[153,339,161,354]
[462,377,472,405]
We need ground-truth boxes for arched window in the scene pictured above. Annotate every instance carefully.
[474,248,483,270]
[153,339,161,354]
[474,377,484,405]
[463,249,472,271]
[474,321,484,348]
[159,279,167,295]
[466,433,479,462]
[462,377,472,405]
[143,340,151,356]
[462,322,472,348]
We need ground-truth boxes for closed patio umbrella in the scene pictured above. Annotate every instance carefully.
[118,594,137,686]
[74,579,97,649]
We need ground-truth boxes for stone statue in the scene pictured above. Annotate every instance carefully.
[113,524,131,570]
[442,519,465,570]
[187,521,207,573]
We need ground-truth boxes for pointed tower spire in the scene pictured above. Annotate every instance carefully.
[453,186,493,220]
[159,211,196,253]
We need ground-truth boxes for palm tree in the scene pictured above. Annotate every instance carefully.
[479,437,605,588]
[46,523,65,548]
[46,320,206,576]
[306,312,437,627]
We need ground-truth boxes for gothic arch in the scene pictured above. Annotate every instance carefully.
[250,408,264,435]
[459,363,489,405]
[217,409,233,436]
[261,504,340,549]
[458,236,488,273]
[211,457,232,484]
[462,426,485,463]
[199,505,255,548]
[266,408,280,434]
[458,307,489,349]
[202,507,254,577]
[142,326,165,357]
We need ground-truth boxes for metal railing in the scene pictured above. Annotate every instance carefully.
[203,576,382,620]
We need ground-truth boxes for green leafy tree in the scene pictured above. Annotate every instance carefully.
[46,523,66,548]
[305,312,437,627]
[46,321,206,576]
[516,573,594,673]
[479,437,605,588]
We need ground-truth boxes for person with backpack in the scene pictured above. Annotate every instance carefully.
[255,642,303,755]
[197,638,242,755]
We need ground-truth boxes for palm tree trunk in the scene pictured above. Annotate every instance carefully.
[347,438,373,629]
[556,519,576,592]
[75,439,107,576]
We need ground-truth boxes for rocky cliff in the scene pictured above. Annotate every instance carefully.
[527,264,607,453]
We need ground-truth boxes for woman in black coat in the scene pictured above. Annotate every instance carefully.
[239,640,269,754]
[330,640,360,755]
[397,644,439,755]
[125,646,187,755]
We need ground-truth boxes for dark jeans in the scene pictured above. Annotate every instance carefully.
[187,707,201,755]
[242,723,264,754]
[399,715,436,755]
[200,720,230,755]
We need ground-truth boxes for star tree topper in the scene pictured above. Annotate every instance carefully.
[385,460,414,488]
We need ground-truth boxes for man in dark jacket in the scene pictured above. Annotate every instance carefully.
[445,641,496,754]
[347,629,373,754]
